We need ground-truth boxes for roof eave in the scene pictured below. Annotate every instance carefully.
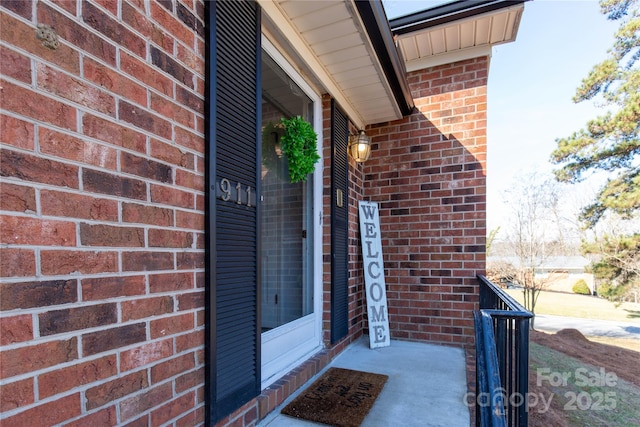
[390,0,528,72]
[390,0,529,35]
[354,0,415,117]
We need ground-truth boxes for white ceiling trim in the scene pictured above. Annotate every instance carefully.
[404,45,493,72]
[258,0,367,129]
[343,0,404,123]
[259,0,408,128]
[396,4,524,73]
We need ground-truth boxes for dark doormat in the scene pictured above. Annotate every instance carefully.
[281,367,388,427]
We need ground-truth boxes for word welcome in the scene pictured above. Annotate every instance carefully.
[304,376,373,408]
[358,201,390,348]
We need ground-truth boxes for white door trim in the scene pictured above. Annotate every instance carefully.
[260,36,324,389]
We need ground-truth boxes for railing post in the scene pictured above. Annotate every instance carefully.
[474,311,507,427]
[517,317,530,426]
[475,275,533,427]
[474,311,488,427]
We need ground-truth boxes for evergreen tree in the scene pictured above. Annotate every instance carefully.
[550,0,639,227]
[551,0,639,301]
[583,233,640,301]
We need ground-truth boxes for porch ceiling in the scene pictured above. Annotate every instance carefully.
[259,0,408,129]
[391,2,526,71]
[259,1,526,128]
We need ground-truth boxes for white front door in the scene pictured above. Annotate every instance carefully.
[259,38,322,388]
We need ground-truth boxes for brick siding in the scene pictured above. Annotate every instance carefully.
[1,1,206,425]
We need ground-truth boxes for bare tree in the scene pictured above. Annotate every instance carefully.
[486,259,519,287]
[502,171,562,327]
[486,226,501,257]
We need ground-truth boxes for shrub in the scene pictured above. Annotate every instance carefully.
[572,279,591,295]
[597,282,630,302]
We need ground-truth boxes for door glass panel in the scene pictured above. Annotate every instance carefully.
[261,52,314,331]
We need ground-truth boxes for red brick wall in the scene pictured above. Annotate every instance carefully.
[1,1,206,425]
[364,57,489,347]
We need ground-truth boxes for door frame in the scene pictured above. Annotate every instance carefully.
[259,35,324,389]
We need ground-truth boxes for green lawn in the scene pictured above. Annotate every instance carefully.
[530,342,640,426]
[505,289,640,323]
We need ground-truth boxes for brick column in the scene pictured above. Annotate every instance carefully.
[364,57,489,346]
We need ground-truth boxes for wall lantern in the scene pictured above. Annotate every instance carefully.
[348,130,371,163]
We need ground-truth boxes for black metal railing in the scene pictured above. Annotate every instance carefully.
[475,275,533,427]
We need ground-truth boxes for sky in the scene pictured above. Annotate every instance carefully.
[383,0,619,233]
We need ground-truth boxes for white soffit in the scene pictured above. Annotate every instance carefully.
[397,4,525,72]
[259,0,402,128]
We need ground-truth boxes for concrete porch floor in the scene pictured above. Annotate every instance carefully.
[258,337,470,427]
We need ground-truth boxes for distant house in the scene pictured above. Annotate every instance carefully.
[488,256,595,294]
[0,1,527,425]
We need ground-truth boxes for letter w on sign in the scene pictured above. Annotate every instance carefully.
[358,201,390,348]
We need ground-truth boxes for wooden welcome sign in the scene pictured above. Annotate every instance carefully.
[358,201,390,348]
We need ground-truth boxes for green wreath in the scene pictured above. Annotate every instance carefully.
[280,116,319,183]
[262,116,319,183]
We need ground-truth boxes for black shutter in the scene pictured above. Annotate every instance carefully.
[331,100,349,343]
[206,1,261,424]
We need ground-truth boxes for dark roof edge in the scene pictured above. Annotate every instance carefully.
[355,1,415,118]
[390,0,529,35]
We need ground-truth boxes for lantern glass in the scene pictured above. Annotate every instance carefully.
[349,131,371,162]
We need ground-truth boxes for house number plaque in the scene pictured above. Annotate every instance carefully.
[215,178,257,207]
